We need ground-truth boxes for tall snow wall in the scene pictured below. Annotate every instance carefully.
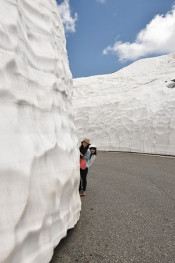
[73,54,175,156]
[0,0,81,262]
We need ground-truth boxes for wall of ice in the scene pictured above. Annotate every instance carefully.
[0,0,81,262]
[73,54,175,155]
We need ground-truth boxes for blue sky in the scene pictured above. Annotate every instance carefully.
[56,0,175,78]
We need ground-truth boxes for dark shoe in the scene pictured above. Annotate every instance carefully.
[79,191,83,196]
[82,191,86,196]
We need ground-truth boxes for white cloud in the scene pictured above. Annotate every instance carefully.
[96,0,106,3]
[103,6,175,61]
[58,0,78,33]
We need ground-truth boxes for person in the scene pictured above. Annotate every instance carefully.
[89,145,97,167]
[79,138,91,196]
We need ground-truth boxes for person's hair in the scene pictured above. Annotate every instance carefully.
[90,147,97,156]
[79,142,89,156]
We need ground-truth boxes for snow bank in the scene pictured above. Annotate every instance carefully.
[0,0,81,262]
[73,54,175,155]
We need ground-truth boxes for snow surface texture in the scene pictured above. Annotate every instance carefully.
[0,1,81,262]
[73,54,175,155]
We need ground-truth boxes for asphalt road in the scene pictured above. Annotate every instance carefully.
[50,151,175,263]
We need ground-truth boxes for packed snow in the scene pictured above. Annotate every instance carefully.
[73,54,175,155]
[0,0,81,263]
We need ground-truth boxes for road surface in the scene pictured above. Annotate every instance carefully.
[50,151,175,263]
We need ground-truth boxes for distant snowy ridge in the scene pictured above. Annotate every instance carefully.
[73,54,175,155]
[0,1,81,263]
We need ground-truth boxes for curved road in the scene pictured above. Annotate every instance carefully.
[50,151,175,263]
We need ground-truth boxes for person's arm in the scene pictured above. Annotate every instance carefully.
[84,149,91,161]
[89,155,96,167]
[80,152,84,158]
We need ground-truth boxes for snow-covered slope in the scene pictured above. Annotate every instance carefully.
[0,1,81,262]
[73,54,175,155]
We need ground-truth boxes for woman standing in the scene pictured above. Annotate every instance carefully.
[79,138,91,196]
[89,145,97,167]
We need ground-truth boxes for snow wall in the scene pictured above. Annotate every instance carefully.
[73,54,175,156]
[0,0,81,262]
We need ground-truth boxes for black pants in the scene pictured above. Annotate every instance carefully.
[79,168,88,191]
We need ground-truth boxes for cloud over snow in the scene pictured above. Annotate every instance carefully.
[58,0,78,33]
[103,6,175,61]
